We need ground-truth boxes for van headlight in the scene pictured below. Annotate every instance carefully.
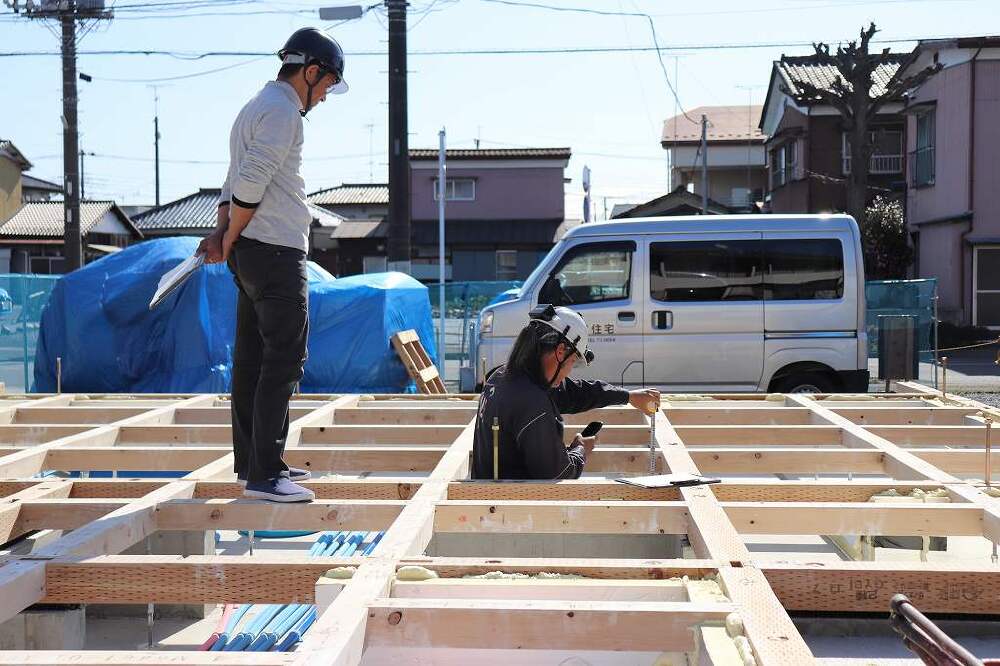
[480,310,494,334]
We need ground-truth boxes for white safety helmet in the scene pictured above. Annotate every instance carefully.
[528,304,595,366]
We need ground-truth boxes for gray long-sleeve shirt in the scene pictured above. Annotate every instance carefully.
[219,80,311,252]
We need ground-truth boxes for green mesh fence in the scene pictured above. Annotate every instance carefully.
[865,278,937,364]
[427,280,522,366]
[0,275,940,393]
[0,274,61,393]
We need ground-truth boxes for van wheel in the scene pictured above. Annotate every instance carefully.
[773,372,837,394]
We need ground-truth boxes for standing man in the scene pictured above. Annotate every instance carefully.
[199,28,348,502]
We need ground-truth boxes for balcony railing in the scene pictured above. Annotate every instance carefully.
[842,153,904,175]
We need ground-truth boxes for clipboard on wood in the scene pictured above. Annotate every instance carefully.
[149,252,205,310]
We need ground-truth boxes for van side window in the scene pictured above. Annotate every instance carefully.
[649,240,761,302]
[763,239,844,300]
[539,242,634,306]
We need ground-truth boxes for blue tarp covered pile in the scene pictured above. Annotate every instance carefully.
[34,237,437,393]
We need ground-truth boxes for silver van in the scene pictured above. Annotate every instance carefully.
[472,214,869,393]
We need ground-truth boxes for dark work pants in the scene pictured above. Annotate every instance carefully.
[227,237,308,484]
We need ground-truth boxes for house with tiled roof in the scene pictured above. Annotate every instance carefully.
[660,105,766,212]
[306,147,574,281]
[0,200,142,273]
[307,184,389,220]
[759,52,908,214]
[133,188,345,274]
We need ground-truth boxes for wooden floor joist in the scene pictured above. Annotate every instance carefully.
[0,389,997,664]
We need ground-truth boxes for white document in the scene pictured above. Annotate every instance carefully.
[614,473,721,489]
[149,252,205,310]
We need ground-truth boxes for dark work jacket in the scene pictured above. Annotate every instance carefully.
[471,367,629,480]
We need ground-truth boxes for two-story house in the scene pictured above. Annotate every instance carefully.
[312,147,574,281]
[660,105,766,212]
[759,53,908,214]
[901,36,1000,328]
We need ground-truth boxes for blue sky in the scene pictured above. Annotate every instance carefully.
[1,0,995,217]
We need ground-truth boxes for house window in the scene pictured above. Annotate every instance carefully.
[433,178,476,201]
[974,246,1000,328]
[842,129,904,174]
[910,109,936,187]
[496,250,517,281]
[770,141,797,189]
[363,255,387,274]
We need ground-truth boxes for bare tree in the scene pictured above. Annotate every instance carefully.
[783,23,941,227]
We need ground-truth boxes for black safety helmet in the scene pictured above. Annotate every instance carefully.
[278,28,348,114]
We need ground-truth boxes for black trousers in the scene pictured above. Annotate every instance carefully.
[227,237,309,484]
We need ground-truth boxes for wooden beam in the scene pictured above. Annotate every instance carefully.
[154,499,404,532]
[433,500,688,535]
[835,407,979,426]
[390,578,692,602]
[45,446,227,471]
[363,598,735,652]
[675,424,843,446]
[689,447,885,474]
[193,479,420,501]
[721,502,984,536]
[43,555,361,604]
[299,425,466,446]
[446,480,681,502]
[395,557,720,580]
[334,406,476,426]
[867,425,988,447]
[665,407,814,426]
[762,561,1000,615]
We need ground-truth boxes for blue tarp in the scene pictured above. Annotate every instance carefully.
[34,237,436,393]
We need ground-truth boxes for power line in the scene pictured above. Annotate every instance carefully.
[481,0,692,120]
[0,35,943,59]
[31,151,374,164]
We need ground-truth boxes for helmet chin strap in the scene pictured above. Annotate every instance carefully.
[300,66,325,118]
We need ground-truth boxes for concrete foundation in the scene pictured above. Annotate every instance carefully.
[0,606,85,650]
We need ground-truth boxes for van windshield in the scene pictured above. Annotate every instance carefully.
[521,240,563,294]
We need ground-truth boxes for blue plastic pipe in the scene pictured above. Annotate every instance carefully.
[248,604,299,652]
[275,608,318,652]
[210,603,251,652]
[269,604,311,646]
[362,531,384,556]
[225,604,283,651]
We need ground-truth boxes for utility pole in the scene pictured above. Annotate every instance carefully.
[15,0,112,272]
[700,113,708,215]
[437,128,446,382]
[386,0,411,273]
[60,5,82,270]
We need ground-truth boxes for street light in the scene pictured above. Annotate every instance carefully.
[319,5,363,20]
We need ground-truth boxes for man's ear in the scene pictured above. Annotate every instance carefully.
[554,343,568,362]
[304,63,322,84]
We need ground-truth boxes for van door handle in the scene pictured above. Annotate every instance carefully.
[617,311,636,322]
[652,310,673,330]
